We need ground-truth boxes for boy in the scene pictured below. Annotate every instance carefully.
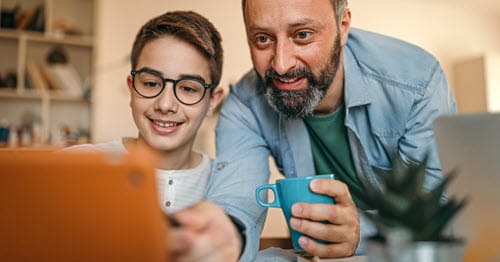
[67,11,224,214]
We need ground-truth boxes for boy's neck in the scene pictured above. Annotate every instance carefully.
[123,137,202,170]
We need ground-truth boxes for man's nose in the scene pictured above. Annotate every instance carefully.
[272,39,297,75]
[154,84,178,113]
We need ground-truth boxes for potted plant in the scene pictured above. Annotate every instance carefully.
[360,155,468,262]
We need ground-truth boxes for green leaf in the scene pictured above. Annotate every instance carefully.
[415,198,468,241]
[360,152,468,242]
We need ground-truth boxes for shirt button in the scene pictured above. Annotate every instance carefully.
[216,163,225,171]
[165,201,171,207]
[168,179,173,185]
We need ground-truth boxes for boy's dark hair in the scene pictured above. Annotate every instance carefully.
[131,11,223,87]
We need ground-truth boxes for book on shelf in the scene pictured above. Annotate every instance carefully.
[40,63,84,97]
[26,59,48,93]
[15,4,45,32]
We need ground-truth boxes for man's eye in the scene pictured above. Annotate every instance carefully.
[296,31,310,40]
[256,35,269,44]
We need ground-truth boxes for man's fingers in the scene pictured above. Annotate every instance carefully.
[172,202,217,230]
[291,203,346,224]
[297,236,356,258]
[178,231,239,261]
[169,201,241,262]
[171,222,240,262]
[310,179,355,206]
[290,217,358,243]
[173,230,226,261]
[170,230,194,256]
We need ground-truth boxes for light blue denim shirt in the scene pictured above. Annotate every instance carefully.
[205,28,456,261]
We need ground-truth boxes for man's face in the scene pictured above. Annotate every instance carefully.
[244,0,344,118]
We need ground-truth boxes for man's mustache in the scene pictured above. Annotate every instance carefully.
[265,67,313,80]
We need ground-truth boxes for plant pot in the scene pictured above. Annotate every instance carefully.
[366,236,465,262]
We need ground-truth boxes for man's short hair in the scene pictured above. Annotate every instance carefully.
[131,11,223,87]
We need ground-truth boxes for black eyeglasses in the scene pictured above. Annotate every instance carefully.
[130,69,215,105]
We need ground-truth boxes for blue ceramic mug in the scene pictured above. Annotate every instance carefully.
[255,174,336,251]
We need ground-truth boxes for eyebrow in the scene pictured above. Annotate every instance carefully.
[288,18,318,28]
[136,67,209,83]
[248,18,321,33]
[178,74,208,83]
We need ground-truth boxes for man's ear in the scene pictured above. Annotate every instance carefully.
[207,86,224,117]
[340,8,351,46]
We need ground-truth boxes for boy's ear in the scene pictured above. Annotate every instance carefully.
[126,75,134,94]
[207,86,224,117]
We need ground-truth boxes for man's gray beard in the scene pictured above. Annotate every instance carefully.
[262,34,341,119]
[264,85,325,119]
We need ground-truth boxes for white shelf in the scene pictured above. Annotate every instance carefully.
[0,29,93,47]
[454,53,500,113]
[0,0,95,146]
[0,89,42,99]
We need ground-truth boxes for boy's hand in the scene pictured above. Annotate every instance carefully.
[170,201,241,262]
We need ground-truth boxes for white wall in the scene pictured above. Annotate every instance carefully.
[93,0,500,238]
[93,0,500,143]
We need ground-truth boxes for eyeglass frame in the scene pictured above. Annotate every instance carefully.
[130,68,216,105]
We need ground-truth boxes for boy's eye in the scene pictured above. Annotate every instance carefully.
[177,80,203,94]
[143,81,161,88]
[180,85,198,93]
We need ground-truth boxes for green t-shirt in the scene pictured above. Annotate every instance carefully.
[304,105,369,210]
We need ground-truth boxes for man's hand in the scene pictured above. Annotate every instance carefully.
[170,201,242,262]
[290,179,360,258]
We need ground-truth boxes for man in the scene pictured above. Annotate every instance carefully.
[206,0,456,260]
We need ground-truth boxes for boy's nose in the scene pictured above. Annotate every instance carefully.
[154,84,179,113]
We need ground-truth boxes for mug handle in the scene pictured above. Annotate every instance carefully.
[256,184,280,208]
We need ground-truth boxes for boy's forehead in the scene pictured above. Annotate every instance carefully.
[137,37,211,81]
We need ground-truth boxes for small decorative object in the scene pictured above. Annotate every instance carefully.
[360,155,468,262]
[46,45,68,64]
[3,71,17,88]
[0,73,5,87]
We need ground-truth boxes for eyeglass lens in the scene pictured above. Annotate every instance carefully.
[133,71,206,104]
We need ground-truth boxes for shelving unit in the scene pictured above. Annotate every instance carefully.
[0,0,95,147]
[454,53,500,113]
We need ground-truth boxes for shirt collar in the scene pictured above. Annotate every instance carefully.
[343,43,372,108]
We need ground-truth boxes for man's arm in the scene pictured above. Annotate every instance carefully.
[170,201,242,262]
[399,63,456,191]
[205,87,272,261]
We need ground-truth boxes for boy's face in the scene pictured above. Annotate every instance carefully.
[127,36,221,153]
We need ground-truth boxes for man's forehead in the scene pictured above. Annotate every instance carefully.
[244,0,335,29]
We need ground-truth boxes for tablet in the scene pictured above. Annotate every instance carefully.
[0,147,169,261]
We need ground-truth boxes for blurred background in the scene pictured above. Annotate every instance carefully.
[1,0,499,239]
